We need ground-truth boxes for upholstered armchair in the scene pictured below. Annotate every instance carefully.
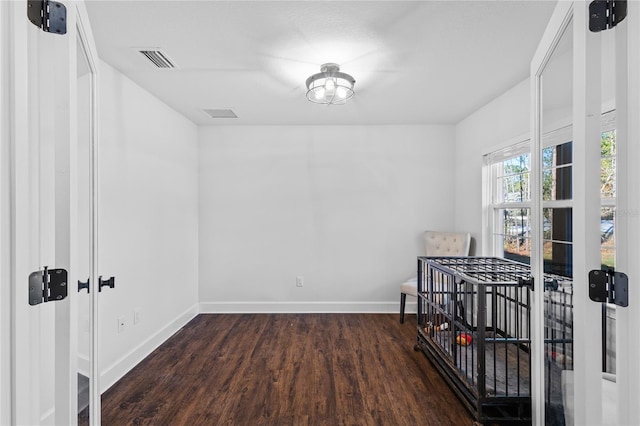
[399,231,471,323]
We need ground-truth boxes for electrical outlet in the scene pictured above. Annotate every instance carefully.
[134,309,141,325]
[118,316,126,333]
[296,276,304,287]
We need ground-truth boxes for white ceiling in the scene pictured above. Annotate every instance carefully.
[85,0,557,126]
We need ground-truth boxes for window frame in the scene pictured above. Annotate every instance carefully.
[485,140,534,265]
[483,111,616,274]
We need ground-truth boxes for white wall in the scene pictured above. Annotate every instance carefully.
[198,125,455,312]
[97,61,199,390]
[454,79,531,253]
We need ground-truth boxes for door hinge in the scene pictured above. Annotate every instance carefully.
[588,268,629,307]
[27,0,67,35]
[589,0,627,32]
[28,266,68,305]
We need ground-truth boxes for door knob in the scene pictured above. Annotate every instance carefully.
[98,276,115,292]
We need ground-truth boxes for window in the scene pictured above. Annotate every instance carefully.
[599,111,617,373]
[484,112,616,277]
[486,144,532,266]
[600,111,616,268]
[541,127,573,277]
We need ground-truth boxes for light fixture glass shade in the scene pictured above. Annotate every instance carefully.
[306,63,355,105]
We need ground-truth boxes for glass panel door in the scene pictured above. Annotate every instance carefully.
[538,17,574,426]
[530,2,640,425]
[530,3,576,425]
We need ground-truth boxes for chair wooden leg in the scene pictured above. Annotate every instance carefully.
[400,293,407,324]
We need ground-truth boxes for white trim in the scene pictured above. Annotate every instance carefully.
[199,301,402,314]
[491,202,531,210]
[481,157,492,256]
[601,109,616,132]
[0,1,11,423]
[483,145,532,261]
[530,2,574,425]
[99,304,199,393]
[481,132,530,158]
[400,302,417,315]
[70,2,102,424]
[10,1,39,423]
[614,2,640,423]
[481,108,611,161]
[542,123,572,148]
[53,7,75,424]
[541,199,573,209]
[572,2,604,424]
[541,116,573,141]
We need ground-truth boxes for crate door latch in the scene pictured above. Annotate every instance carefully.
[517,275,534,291]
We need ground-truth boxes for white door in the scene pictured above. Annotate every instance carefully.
[3,1,101,424]
[530,2,640,425]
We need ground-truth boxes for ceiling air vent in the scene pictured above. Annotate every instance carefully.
[203,109,238,119]
[137,49,176,69]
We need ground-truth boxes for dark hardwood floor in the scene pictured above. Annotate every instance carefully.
[98,314,474,425]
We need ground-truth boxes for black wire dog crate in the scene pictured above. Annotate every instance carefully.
[414,256,573,425]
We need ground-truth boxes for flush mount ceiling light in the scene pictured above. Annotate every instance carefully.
[305,63,355,105]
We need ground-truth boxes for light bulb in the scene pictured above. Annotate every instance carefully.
[325,78,335,90]
[335,87,347,99]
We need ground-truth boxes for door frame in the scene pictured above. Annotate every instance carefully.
[614,2,640,424]
[570,2,606,424]
[74,2,102,424]
[1,1,13,424]
[5,1,45,423]
[530,3,578,424]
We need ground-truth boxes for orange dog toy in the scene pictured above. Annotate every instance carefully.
[456,333,473,346]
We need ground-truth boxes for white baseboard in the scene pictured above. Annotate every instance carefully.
[199,301,412,314]
[100,303,199,393]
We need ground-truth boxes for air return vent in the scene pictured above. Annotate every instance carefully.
[137,49,176,69]
[203,109,238,119]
